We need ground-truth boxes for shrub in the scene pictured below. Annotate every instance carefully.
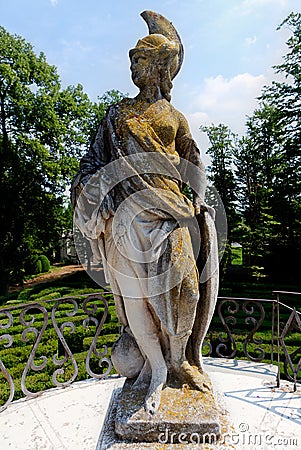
[39,255,50,273]
[38,292,62,301]
[34,258,43,275]
[24,254,50,276]
[25,255,43,275]
[17,289,33,302]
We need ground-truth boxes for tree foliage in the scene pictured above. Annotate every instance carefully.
[201,12,301,282]
[0,26,125,294]
[260,13,301,246]
[201,124,239,272]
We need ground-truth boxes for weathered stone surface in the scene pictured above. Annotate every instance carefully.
[111,331,144,379]
[72,8,220,421]
[115,375,221,444]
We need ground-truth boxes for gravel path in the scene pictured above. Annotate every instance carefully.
[9,264,84,292]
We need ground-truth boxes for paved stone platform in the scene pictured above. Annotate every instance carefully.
[0,359,300,449]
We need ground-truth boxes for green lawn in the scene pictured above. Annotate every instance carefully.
[231,246,243,265]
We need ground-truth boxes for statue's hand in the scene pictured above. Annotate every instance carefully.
[193,201,207,216]
[193,197,215,220]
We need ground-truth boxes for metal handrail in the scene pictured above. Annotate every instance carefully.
[0,291,300,412]
[273,291,301,391]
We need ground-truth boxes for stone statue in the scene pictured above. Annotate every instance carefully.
[72,11,219,416]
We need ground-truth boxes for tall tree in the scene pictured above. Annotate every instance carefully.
[234,114,281,267]
[242,12,301,280]
[0,26,125,294]
[199,12,300,282]
[200,124,239,272]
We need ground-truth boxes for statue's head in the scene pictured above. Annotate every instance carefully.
[129,11,184,101]
[129,34,178,100]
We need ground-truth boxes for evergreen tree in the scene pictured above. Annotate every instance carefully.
[200,124,239,273]
[242,12,301,280]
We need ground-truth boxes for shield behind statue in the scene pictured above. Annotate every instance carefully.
[187,210,219,369]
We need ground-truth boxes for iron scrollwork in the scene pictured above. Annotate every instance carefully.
[83,294,112,377]
[51,298,79,387]
[279,308,301,391]
[242,301,266,362]
[216,299,238,358]
[20,304,48,397]
[1,292,300,411]
[0,310,14,411]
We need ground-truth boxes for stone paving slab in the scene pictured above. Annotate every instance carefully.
[0,376,124,450]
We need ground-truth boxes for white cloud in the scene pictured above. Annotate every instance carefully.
[185,73,267,157]
[245,36,257,46]
[50,0,58,6]
[190,73,266,138]
[240,0,288,14]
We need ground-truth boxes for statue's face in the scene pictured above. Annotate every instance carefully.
[130,51,158,89]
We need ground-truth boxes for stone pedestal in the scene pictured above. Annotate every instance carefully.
[115,374,221,445]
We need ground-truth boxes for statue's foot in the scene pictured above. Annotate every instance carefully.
[132,360,151,389]
[176,361,211,392]
[144,367,167,415]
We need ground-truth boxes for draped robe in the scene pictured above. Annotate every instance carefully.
[72,98,217,367]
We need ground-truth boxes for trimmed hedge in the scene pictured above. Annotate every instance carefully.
[39,255,51,273]
[26,254,51,276]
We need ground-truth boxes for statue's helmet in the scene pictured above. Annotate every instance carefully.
[129,34,178,75]
[129,11,184,81]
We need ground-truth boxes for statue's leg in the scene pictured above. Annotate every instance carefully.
[132,359,151,388]
[169,331,191,370]
[170,332,210,392]
[123,297,167,414]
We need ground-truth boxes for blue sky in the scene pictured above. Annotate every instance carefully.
[2,0,299,159]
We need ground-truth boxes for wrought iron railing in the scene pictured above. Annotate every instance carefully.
[203,292,301,392]
[273,291,301,391]
[0,291,300,412]
[203,296,275,362]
